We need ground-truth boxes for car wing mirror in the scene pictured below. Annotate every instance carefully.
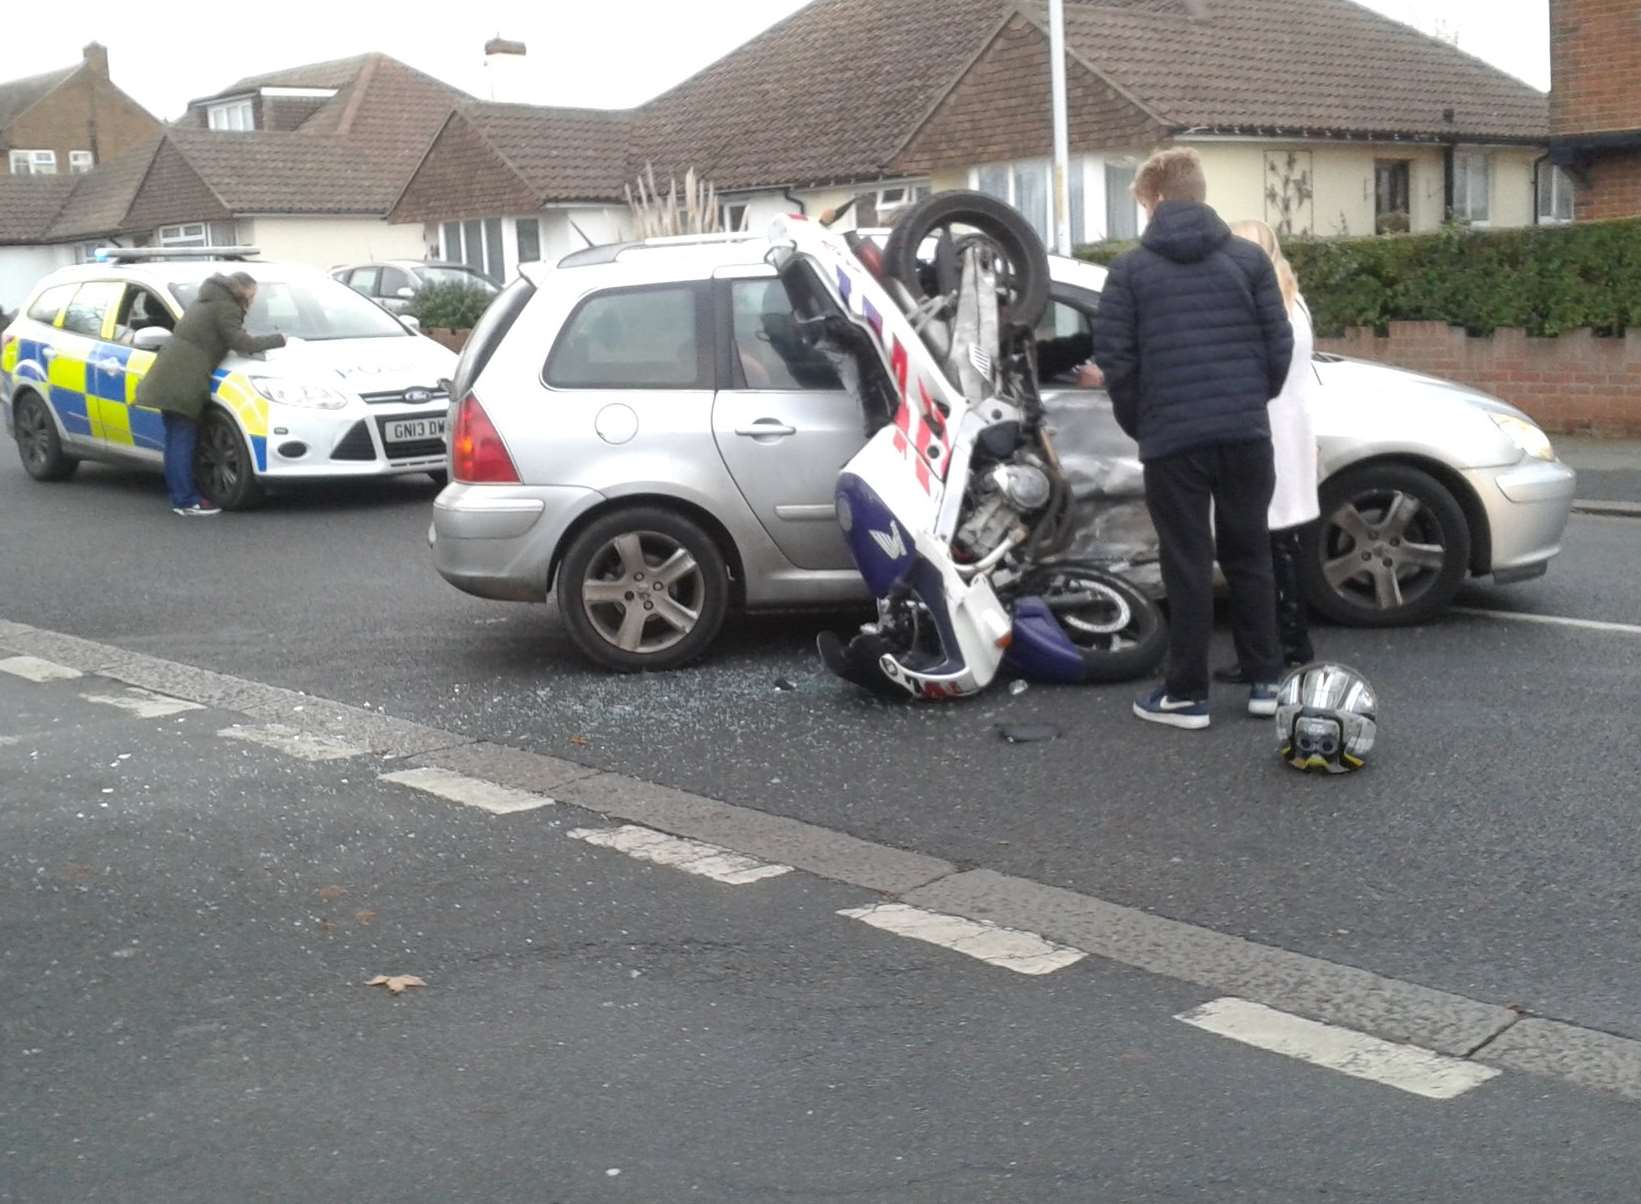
[400,314,422,332]
[397,287,416,299]
[132,326,173,352]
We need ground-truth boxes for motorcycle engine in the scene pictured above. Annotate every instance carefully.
[954,458,1052,562]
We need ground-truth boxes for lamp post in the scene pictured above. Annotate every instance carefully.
[1049,0,1073,254]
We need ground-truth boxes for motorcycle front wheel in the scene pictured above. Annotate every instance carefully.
[882,190,1050,331]
[1021,564,1167,684]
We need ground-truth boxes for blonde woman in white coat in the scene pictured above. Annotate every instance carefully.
[1215,220,1318,681]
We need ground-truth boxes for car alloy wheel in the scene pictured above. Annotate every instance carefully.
[1304,462,1471,627]
[195,409,263,510]
[581,531,706,655]
[13,394,77,481]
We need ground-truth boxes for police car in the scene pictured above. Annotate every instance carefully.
[1,249,458,508]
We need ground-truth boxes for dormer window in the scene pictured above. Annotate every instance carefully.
[207,98,254,131]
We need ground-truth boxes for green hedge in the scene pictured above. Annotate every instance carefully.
[1077,218,1641,338]
[406,281,495,331]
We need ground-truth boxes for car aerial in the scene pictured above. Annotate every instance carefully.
[429,231,1577,672]
[331,260,501,314]
[2,249,459,509]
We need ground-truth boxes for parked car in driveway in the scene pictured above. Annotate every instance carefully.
[331,261,500,314]
[2,249,458,508]
[429,233,1577,671]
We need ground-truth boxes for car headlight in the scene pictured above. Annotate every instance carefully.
[250,377,351,410]
[1490,413,1555,462]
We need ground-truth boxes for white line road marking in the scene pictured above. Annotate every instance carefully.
[83,688,203,719]
[1455,607,1641,637]
[838,902,1087,975]
[0,656,84,683]
[569,825,792,884]
[380,767,552,814]
[218,723,365,762]
[1177,997,1502,1101]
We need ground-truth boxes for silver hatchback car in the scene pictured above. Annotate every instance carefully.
[430,234,1576,671]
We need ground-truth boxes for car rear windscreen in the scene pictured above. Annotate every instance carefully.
[451,275,535,400]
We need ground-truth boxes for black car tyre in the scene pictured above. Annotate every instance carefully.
[13,392,78,481]
[883,190,1050,330]
[557,507,730,672]
[1301,462,1471,627]
[195,407,264,510]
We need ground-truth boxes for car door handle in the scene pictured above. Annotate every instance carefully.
[40,347,56,361]
[735,420,797,439]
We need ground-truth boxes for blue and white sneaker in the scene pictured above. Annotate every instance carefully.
[1248,684,1280,717]
[1133,687,1210,730]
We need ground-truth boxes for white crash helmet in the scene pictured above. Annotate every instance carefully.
[1275,663,1378,773]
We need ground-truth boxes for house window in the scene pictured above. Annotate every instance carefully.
[440,220,508,282]
[1105,162,1139,242]
[720,202,750,232]
[157,223,209,248]
[1375,160,1412,234]
[208,99,255,131]
[70,151,95,175]
[975,162,1084,244]
[9,150,56,175]
[1538,164,1575,225]
[516,217,542,263]
[1453,151,1492,225]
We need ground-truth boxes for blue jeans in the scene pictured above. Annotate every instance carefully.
[161,413,200,509]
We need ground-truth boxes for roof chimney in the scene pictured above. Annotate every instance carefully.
[83,42,109,78]
[483,37,529,104]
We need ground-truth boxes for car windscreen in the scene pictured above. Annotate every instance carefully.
[416,267,499,293]
[169,278,410,341]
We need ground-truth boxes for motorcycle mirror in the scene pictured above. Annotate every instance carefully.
[819,198,859,229]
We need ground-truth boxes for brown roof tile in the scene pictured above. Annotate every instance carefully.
[0,64,77,131]
[193,54,373,103]
[294,54,467,180]
[1038,0,1548,141]
[631,0,1012,190]
[165,129,404,214]
[46,138,164,241]
[463,103,635,202]
[0,174,77,243]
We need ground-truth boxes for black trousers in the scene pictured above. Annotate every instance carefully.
[1144,440,1282,698]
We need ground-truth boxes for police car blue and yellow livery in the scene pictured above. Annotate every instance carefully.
[1,249,458,508]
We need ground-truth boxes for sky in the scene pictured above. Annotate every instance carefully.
[25,0,1550,122]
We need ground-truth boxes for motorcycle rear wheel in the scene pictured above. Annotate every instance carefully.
[882,190,1050,331]
[1021,564,1167,684]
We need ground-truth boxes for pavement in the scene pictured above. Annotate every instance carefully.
[3,447,1641,1199]
[1559,435,1641,510]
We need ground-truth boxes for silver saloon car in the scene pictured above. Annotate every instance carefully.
[429,235,1577,671]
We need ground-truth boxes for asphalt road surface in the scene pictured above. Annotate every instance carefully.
[4,452,1641,1199]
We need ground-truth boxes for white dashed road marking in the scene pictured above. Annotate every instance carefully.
[380,767,552,814]
[839,902,1087,975]
[219,723,365,762]
[1177,997,1502,1101]
[0,656,84,683]
[569,824,791,884]
[1455,607,1641,637]
[83,688,203,719]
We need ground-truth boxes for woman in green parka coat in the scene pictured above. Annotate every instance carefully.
[136,271,284,515]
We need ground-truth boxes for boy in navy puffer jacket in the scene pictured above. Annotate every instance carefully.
[1092,147,1294,730]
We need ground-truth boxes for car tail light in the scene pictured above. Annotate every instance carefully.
[847,234,885,279]
[451,392,520,484]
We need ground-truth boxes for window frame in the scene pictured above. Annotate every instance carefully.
[1374,159,1412,232]
[515,217,542,265]
[1452,150,1493,226]
[10,149,57,176]
[207,98,255,131]
[345,267,383,297]
[27,283,78,325]
[60,280,125,340]
[974,160,1100,244]
[717,277,846,394]
[542,281,716,392]
[157,223,209,248]
[69,150,95,175]
[112,283,180,344]
[1538,163,1575,226]
[380,267,416,298]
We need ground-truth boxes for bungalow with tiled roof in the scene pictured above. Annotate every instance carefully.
[392,0,1555,282]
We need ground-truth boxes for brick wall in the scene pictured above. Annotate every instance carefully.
[1575,152,1641,220]
[1316,322,1641,436]
[1550,0,1641,135]
[896,14,1166,175]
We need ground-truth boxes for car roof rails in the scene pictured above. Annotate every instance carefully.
[93,246,263,265]
[556,231,763,269]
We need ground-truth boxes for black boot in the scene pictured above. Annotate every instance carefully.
[1271,526,1315,667]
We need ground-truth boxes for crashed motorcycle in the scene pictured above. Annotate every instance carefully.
[766,191,1167,701]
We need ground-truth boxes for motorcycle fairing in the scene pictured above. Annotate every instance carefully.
[1002,597,1089,685]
